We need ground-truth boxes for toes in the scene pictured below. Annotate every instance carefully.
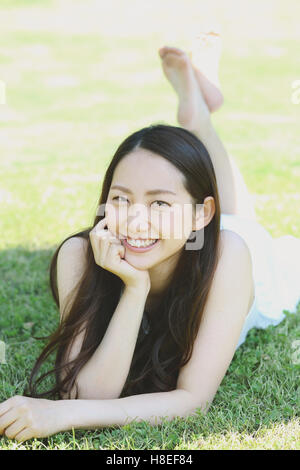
[159,47,189,69]
[159,46,185,58]
[163,52,189,69]
[158,47,167,58]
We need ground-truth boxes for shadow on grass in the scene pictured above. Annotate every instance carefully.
[0,246,299,449]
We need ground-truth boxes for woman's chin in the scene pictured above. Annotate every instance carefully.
[125,254,155,269]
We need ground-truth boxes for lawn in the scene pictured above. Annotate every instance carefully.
[0,0,299,450]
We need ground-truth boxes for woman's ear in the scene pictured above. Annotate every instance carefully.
[193,196,215,231]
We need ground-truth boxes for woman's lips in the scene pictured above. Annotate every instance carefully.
[122,238,160,253]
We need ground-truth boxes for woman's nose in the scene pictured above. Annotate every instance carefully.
[128,204,150,232]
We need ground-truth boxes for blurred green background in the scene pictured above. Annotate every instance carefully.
[0,0,299,450]
[0,0,299,251]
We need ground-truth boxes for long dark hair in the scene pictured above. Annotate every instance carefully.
[24,124,221,400]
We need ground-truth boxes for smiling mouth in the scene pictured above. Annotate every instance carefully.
[121,234,158,241]
[122,238,160,252]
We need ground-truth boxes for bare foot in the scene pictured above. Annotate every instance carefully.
[189,32,224,112]
[159,45,210,132]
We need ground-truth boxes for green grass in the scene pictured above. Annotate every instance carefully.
[0,0,299,450]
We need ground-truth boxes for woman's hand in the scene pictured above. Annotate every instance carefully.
[89,217,151,291]
[0,395,64,442]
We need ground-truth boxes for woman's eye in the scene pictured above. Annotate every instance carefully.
[152,200,170,208]
[112,196,129,203]
[112,197,170,207]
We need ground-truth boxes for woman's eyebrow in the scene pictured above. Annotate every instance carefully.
[110,184,177,196]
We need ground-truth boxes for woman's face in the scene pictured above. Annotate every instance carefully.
[105,148,212,271]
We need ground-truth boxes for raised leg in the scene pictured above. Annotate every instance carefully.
[189,31,224,113]
[158,45,257,221]
[226,154,257,221]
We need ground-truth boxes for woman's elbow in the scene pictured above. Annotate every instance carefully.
[59,372,121,400]
[76,382,121,400]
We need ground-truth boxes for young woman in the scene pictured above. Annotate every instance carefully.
[0,37,299,442]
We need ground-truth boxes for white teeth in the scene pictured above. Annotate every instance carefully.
[127,239,157,247]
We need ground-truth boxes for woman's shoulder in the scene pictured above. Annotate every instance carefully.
[57,237,88,319]
[57,237,88,273]
[218,229,252,263]
[60,236,88,253]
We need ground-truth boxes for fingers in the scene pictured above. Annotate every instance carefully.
[89,217,124,268]
[91,217,108,235]
[4,417,27,440]
[90,217,119,241]
[0,408,18,434]
[111,241,125,262]
[14,427,34,442]
[100,236,123,267]
[118,243,125,259]
[0,398,12,418]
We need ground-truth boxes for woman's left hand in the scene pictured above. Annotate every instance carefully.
[0,395,63,442]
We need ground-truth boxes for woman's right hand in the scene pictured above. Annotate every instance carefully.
[89,217,151,292]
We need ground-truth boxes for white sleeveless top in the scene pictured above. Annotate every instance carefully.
[220,213,300,350]
[120,215,300,351]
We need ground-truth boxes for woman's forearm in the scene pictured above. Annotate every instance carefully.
[192,118,237,215]
[55,389,201,432]
[74,285,149,399]
[0,389,204,441]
